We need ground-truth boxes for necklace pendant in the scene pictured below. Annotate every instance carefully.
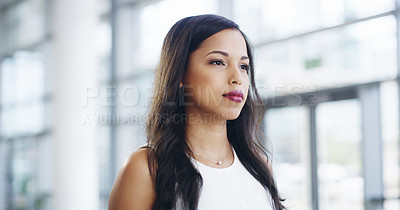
[217,161,222,165]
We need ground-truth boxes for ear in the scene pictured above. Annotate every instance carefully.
[179,82,183,88]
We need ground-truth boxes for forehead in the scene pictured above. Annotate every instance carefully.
[196,29,248,56]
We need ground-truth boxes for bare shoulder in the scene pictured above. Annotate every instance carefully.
[109,147,155,210]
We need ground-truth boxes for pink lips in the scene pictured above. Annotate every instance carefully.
[223,90,244,103]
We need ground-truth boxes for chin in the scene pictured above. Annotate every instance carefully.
[223,111,242,121]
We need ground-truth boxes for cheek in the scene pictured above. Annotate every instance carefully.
[194,75,221,99]
[189,74,226,107]
[244,75,250,90]
[184,72,216,101]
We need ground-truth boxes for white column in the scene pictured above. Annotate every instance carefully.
[51,0,99,209]
[359,84,384,210]
[113,4,144,177]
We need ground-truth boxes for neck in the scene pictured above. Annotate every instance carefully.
[185,113,231,159]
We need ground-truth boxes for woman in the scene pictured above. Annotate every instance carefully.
[109,14,285,210]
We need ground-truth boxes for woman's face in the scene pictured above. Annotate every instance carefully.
[182,29,250,121]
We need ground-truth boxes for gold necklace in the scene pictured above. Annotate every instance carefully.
[193,147,231,165]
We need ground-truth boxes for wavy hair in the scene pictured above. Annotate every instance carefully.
[145,14,285,210]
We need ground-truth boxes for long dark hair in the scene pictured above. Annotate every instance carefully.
[145,14,285,210]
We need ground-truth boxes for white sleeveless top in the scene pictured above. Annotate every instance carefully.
[190,149,274,210]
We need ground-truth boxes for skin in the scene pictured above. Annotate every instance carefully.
[108,29,250,209]
[182,29,249,168]
[108,148,154,210]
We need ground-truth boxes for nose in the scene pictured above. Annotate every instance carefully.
[228,66,243,85]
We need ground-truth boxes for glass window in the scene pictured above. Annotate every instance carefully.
[0,0,46,54]
[380,81,400,210]
[96,21,111,83]
[1,51,45,105]
[1,134,50,210]
[0,0,20,3]
[255,16,397,93]
[98,72,153,208]
[99,125,111,210]
[233,0,395,43]
[316,99,363,210]
[0,140,7,210]
[1,51,46,137]
[8,137,44,209]
[137,0,219,70]
[265,106,312,210]
[1,101,45,137]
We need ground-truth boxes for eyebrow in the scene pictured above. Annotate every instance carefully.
[205,50,249,60]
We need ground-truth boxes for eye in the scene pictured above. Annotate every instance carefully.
[210,60,225,66]
[239,64,249,72]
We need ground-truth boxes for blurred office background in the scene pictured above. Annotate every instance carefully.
[0,0,399,209]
